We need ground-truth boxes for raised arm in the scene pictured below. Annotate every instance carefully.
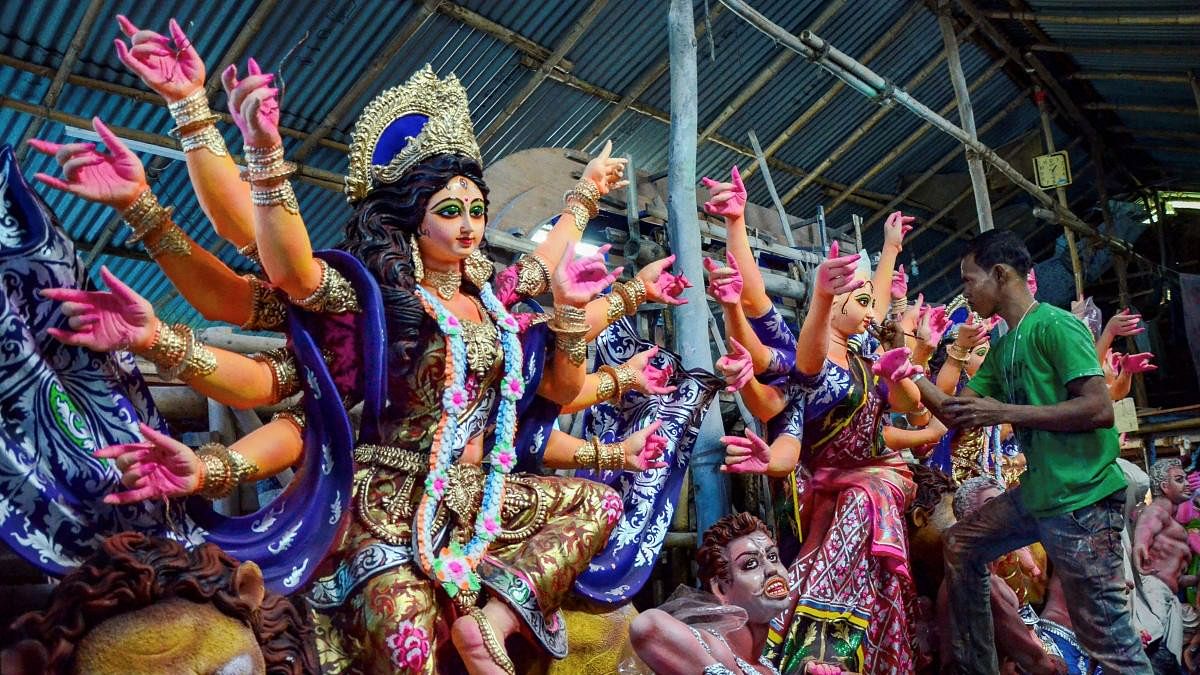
[700,166,772,317]
[715,338,788,421]
[1096,308,1145,365]
[530,140,628,271]
[874,347,923,414]
[114,16,255,250]
[29,119,262,328]
[720,429,801,478]
[872,212,914,318]
[795,241,863,376]
[560,347,677,414]
[580,254,688,341]
[705,252,779,375]
[937,315,987,396]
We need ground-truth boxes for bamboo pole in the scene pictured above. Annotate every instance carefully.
[983,11,1200,26]
[738,2,924,182]
[204,0,281,97]
[1083,102,1199,117]
[776,23,980,207]
[1035,88,1084,300]
[668,0,728,542]
[1113,256,1149,407]
[1069,72,1191,85]
[937,7,993,231]
[1029,44,1200,57]
[16,0,105,162]
[747,130,795,246]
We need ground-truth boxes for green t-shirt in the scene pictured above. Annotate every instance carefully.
[967,303,1125,517]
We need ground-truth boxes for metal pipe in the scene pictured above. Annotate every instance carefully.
[668,0,729,541]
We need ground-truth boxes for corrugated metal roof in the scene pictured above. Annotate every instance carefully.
[1,0,1184,329]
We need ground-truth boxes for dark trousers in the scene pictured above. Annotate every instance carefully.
[944,487,1152,674]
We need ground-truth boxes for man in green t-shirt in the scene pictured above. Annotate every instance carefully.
[916,229,1150,674]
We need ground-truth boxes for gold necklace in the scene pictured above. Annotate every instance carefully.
[422,267,461,301]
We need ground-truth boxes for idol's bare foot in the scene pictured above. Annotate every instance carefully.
[451,599,519,675]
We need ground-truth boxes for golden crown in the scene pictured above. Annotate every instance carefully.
[344,65,482,203]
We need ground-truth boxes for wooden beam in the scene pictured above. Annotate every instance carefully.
[0,97,346,191]
[983,11,1200,26]
[293,0,436,161]
[576,3,723,150]
[479,0,610,147]
[16,0,105,162]
[434,2,575,71]
[0,53,347,153]
[938,7,993,231]
[1113,127,1200,143]
[1083,102,1199,117]
[1029,43,1200,58]
[739,1,924,182]
[775,22,980,207]
[1069,71,1191,85]
[204,0,281,97]
[696,0,847,144]
[827,58,1004,213]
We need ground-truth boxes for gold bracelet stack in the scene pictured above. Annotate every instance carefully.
[595,369,617,402]
[605,291,627,324]
[573,439,597,469]
[290,258,361,314]
[612,279,646,317]
[599,363,640,400]
[549,304,589,365]
[573,437,627,472]
[144,323,218,382]
[253,347,300,401]
[195,442,261,500]
[250,182,300,215]
[144,221,192,260]
[564,178,600,233]
[123,189,173,242]
[242,143,299,214]
[564,203,591,234]
[242,275,289,331]
[946,344,970,363]
[272,406,307,433]
[889,297,908,320]
[168,89,226,156]
[514,253,552,297]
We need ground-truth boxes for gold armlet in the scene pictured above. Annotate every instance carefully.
[565,202,590,234]
[242,275,289,332]
[144,219,192,260]
[179,124,228,157]
[272,407,307,434]
[176,326,218,381]
[554,333,588,366]
[141,322,189,374]
[123,189,174,245]
[549,304,589,365]
[595,368,618,402]
[291,258,361,314]
[605,290,627,324]
[196,444,234,499]
[573,439,597,469]
[515,253,552,297]
[597,440,626,472]
[253,347,300,401]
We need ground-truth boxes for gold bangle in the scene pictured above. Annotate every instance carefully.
[573,439,597,469]
[595,369,617,402]
[141,322,188,373]
[946,344,970,363]
[572,178,601,204]
[605,291,627,324]
[250,181,300,215]
[565,202,590,233]
[167,89,218,137]
[144,220,192,259]
[290,258,361,314]
[514,253,552,297]
[241,275,288,331]
[226,448,261,483]
[549,304,589,336]
[240,143,297,184]
[123,189,173,244]
[598,440,626,472]
[253,347,300,401]
[624,278,647,310]
[555,333,588,366]
[196,444,235,499]
[272,406,307,434]
[612,281,637,315]
[612,363,640,398]
[237,241,261,265]
[178,339,218,381]
[179,123,228,156]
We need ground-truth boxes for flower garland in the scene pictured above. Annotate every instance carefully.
[412,282,524,599]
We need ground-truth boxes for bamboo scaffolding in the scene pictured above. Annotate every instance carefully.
[983,11,1200,26]
[1083,102,1199,117]
[1069,72,1192,85]
[937,7,993,231]
[1029,44,1200,57]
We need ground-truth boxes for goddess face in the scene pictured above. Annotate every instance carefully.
[416,175,486,268]
[710,531,791,623]
[830,277,876,340]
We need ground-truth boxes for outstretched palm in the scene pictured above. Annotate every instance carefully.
[44,266,156,352]
[624,421,668,471]
[553,241,623,306]
[29,118,146,209]
[95,423,201,504]
[114,16,205,102]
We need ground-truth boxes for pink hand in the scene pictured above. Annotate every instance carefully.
[720,429,770,474]
[638,255,689,306]
[883,211,916,249]
[815,240,864,297]
[114,16,205,102]
[985,315,1004,333]
[1026,269,1038,296]
[1121,352,1157,375]
[700,165,747,219]
[29,117,147,209]
[715,338,754,393]
[1106,308,1145,338]
[891,264,908,301]
[222,58,281,148]
[94,423,201,504]
[927,306,951,343]
[44,266,156,352]
[625,421,669,471]
[629,346,679,395]
[873,347,924,382]
[553,241,622,306]
[703,252,743,305]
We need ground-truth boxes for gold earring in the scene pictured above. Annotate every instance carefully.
[410,235,424,282]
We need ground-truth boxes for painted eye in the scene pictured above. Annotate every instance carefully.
[743,560,757,570]
[438,204,461,217]
[470,204,485,218]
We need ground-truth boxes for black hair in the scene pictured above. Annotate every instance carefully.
[339,153,489,376]
[962,229,1032,276]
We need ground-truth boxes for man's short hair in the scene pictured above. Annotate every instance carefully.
[696,512,772,589]
[1148,458,1182,498]
[953,476,1005,520]
[963,229,1032,276]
